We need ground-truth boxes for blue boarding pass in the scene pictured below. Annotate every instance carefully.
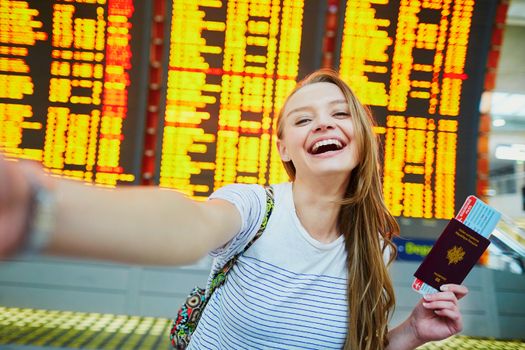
[411,195,502,295]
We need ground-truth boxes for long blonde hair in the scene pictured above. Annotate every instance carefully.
[276,69,399,350]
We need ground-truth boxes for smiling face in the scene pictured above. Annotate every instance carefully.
[277,82,360,181]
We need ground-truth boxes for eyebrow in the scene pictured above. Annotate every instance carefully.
[330,99,347,105]
[285,99,348,117]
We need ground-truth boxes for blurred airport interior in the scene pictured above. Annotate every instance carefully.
[0,0,525,349]
[483,0,525,276]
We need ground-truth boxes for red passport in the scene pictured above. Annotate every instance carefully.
[414,218,491,290]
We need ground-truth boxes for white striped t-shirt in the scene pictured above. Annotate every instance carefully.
[187,182,348,350]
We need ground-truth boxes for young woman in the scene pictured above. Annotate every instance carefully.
[0,69,467,350]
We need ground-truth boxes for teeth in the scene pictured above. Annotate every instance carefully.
[311,139,343,153]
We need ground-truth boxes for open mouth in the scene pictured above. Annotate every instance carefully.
[308,138,346,155]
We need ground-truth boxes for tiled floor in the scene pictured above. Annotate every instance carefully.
[0,307,170,350]
[1,306,524,349]
[418,336,525,350]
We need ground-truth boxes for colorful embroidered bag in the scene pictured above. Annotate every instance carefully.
[170,186,275,349]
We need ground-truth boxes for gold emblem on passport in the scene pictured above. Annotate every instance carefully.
[446,245,465,265]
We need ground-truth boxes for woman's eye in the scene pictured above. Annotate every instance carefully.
[295,118,310,125]
[333,111,350,118]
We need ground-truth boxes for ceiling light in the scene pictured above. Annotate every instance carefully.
[490,92,525,117]
[495,144,525,161]
[492,118,506,127]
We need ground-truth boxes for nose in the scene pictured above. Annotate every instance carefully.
[313,114,335,132]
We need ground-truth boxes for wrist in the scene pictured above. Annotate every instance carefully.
[387,318,424,350]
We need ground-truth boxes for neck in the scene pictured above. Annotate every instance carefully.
[292,174,349,243]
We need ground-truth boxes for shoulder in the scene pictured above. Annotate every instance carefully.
[209,182,290,206]
[209,183,265,202]
[206,182,289,257]
[208,184,267,241]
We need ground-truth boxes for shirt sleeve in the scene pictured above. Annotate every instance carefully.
[208,183,267,261]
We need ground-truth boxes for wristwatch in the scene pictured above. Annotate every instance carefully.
[24,178,56,253]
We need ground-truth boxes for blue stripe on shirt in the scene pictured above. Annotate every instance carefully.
[230,265,348,318]
[220,282,347,345]
[244,256,347,283]
[235,259,347,305]
[189,258,348,349]
[212,290,334,349]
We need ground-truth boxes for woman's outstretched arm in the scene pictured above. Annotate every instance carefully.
[0,155,241,265]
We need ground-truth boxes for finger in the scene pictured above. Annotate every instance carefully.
[433,309,463,332]
[441,284,469,299]
[0,155,11,203]
[0,197,28,257]
[424,291,458,303]
[423,300,458,311]
[0,157,33,257]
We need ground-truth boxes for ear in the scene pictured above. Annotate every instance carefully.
[276,139,290,162]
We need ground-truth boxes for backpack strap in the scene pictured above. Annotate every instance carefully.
[207,185,275,294]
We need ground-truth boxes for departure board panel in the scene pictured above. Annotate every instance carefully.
[157,0,324,197]
[336,0,496,224]
[0,0,150,186]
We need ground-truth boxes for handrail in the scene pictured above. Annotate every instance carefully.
[488,214,525,274]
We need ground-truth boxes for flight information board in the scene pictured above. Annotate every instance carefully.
[157,0,325,197]
[336,0,496,225]
[0,0,151,186]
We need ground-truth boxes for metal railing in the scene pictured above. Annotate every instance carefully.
[488,214,525,274]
